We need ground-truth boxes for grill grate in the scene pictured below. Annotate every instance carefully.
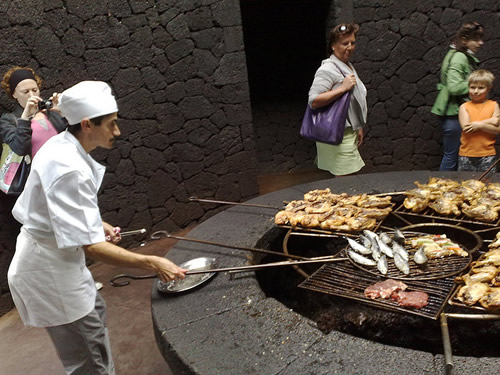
[299,260,456,320]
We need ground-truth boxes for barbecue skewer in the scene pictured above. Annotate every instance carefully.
[109,257,348,286]
[189,196,281,210]
[478,157,500,181]
[150,230,314,261]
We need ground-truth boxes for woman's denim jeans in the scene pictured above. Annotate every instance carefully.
[439,116,461,171]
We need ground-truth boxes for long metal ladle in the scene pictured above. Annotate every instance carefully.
[109,257,347,287]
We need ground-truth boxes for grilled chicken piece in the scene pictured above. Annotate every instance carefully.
[303,188,332,202]
[489,232,500,249]
[403,196,429,212]
[466,265,498,283]
[320,215,347,230]
[346,216,376,231]
[489,268,500,287]
[274,211,290,225]
[470,196,500,210]
[357,195,393,208]
[331,205,361,218]
[462,179,486,191]
[483,187,500,201]
[427,177,461,190]
[462,203,498,222]
[479,288,500,310]
[441,190,465,203]
[357,207,392,220]
[428,197,461,216]
[405,187,432,199]
[456,281,490,305]
[304,201,333,214]
[284,200,308,212]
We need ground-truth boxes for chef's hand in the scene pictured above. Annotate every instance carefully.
[150,256,187,282]
[103,221,121,243]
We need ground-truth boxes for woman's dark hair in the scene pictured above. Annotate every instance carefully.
[1,66,43,98]
[327,23,360,56]
[67,114,107,136]
[453,22,484,53]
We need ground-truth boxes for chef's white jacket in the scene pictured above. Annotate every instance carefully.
[8,131,106,327]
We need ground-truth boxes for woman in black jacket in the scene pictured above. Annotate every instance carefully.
[0,67,67,291]
[0,66,67,162]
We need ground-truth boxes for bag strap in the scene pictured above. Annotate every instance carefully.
[439,50,457,87]
[331,61,348,78]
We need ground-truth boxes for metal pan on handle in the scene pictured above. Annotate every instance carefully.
[156,257,218,294]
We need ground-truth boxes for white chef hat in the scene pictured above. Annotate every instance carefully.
[59,81,118,125]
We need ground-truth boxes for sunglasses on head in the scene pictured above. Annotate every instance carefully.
[468,22,483,31]
[336,24,348,33]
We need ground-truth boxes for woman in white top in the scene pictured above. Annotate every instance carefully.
[308,23,368,176]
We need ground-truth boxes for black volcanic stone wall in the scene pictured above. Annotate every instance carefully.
[248,0,500,173]
[0,0,257,315]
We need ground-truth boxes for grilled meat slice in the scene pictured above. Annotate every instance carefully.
[391,290,429,309]
[364,279,408,299]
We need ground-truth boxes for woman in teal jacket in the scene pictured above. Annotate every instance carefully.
[432,22,484,171]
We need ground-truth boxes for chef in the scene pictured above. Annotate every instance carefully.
[7,81,186,375]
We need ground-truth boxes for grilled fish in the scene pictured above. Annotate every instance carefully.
[394,252,410,275]
[348,250,376,266]
[377,255,388,275]
[393,228,406,245]
[380,232,392,245]
[346,237,372,255]
[392,242,409,261]
[377,237,394,258]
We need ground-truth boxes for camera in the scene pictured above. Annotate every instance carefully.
[38,99,53,111]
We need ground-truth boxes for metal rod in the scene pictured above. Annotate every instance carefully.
[440,313,454,375]
[478,157,500,181]
[150,231,311,261]
[120,228,147,237]
[110,258,347,286]
[226,257,348,273]
[189,196,281,210]
[444,313,500,320]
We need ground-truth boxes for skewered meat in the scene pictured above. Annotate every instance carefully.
[364,279,407,299]
[391,290,429,309]
[275,188,393,233]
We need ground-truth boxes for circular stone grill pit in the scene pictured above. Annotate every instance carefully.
[151,171,500,375]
